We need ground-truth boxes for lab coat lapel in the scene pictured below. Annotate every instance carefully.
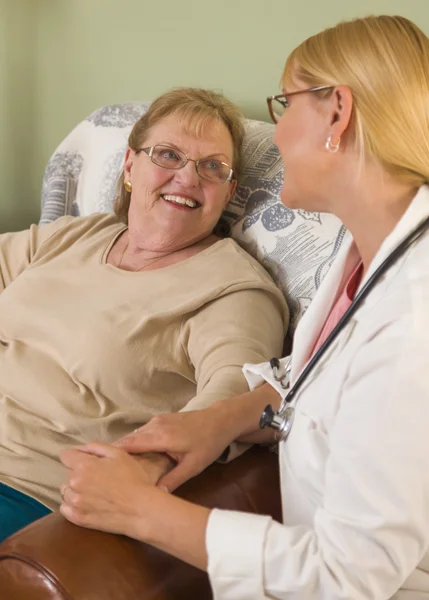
[290,232,356,382]
[291,185,429,383]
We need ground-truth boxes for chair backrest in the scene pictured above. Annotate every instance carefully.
[41,101,346,334]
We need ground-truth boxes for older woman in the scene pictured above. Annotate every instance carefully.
[0,87,288,542]
[62,15,429,600]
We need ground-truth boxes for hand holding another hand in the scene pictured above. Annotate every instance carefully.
[60,443,162,538]
[114,406,237,492]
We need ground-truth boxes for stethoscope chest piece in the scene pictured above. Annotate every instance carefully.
[260,404,295,441]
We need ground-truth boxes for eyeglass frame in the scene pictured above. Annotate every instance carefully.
[266,85,335,123]
[135,144,236,184]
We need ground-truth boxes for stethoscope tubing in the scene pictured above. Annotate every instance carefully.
[260,214,429,435]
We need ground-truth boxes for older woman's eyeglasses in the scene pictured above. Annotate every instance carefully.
[266,86,334,123]
[136,145,235,184]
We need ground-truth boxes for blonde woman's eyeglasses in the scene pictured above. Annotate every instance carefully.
[267,86,334,123]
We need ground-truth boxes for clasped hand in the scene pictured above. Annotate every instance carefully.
[59,406,235,534]
[60,443,161,537]
[113,406,237,491]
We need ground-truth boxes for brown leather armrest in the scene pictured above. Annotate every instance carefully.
[0,446,280,600]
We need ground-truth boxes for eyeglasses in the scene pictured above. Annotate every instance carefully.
[136,145,235,184]
[266,86,334,123]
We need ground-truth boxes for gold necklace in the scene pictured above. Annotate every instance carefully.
[117,238,168,272]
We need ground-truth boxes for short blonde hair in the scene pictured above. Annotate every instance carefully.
[283,15,429,186]
[114,87,244,223]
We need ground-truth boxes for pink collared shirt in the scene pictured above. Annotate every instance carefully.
[311,260,364,357]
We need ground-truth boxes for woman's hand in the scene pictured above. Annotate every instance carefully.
[114,384,280,492]
[60,442,160,537]
[114,406,238,492]
[60,442,211,570]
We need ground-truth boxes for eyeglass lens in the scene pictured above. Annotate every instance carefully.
[271,98,286,122]
[150,145,231,183]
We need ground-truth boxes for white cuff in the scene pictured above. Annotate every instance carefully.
[206,508,272,600]
[242,355,290,396]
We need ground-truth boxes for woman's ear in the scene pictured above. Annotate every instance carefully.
[328,85,354,142]
[123,148,136,179]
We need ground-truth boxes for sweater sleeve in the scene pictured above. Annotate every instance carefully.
[0,218,74,292]
[181,286,288,410]
[206,311,429,599]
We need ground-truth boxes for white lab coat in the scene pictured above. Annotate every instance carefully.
[207,186,429,600]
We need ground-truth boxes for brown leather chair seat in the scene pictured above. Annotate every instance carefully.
[0,445,281,599]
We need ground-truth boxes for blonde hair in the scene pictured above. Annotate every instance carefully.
[114,87,244,223]
[283,15,429,186]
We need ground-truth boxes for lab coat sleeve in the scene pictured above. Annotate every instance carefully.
[243,355,290,394]
[207,294,429,599]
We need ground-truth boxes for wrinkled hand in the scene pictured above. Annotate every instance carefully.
[60,443,160,537]
[114,408,236,492]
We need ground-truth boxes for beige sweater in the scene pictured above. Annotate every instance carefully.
[0,214,288,509]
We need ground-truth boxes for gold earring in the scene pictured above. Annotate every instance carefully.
[124,180,132,193]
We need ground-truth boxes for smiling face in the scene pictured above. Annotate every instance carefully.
[124,114,236,251]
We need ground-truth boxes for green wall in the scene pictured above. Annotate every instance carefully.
[0,0,36,232]
[1,0,428,232]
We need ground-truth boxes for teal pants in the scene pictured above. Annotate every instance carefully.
[0,482,52,543]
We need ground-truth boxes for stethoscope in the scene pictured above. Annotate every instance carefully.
[260,214,429,441]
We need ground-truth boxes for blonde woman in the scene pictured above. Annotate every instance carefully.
[61,16,429,599]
